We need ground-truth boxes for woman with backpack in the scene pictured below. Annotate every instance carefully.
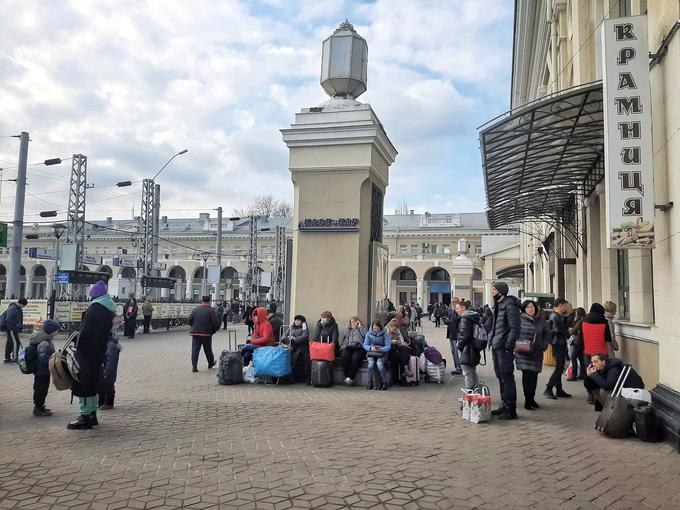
[456,300,483,390]
[514,300,550,410]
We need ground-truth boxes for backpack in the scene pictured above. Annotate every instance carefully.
[18,344,38,374]
[48,331,81,391]
[0,304,12,332]
[424,346,443,365]
[472,324,489,351]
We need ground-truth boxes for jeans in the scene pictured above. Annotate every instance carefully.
[461,365,478,389]
[367,355,386,384]
[341,347,365,380]
[79,396,99,415]
[223,316,228,330]
[192,335,215,369]
[5,330,21,360]
[492,349,517,408]
[521,370,539,398]
[548,344,567,390]
[449,338,462,371]
[570,344,585,379]
[241,343,256,366]
[143,316,152,333]
[33,374,50,408]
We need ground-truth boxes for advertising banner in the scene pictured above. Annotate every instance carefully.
[0,300,49,327]
[602,15,655,248]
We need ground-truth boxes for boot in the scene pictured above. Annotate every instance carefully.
[367,380,374,390]
[90,412,98,426]
[498,407,518,420]
[524,399,535,411]
[381,383,389,391]
[491,405,507,416]
[529,398,540,409]
[594,399,604,412]
[543,387,557,399]
[586,392,595,405]
[555,388,572,398]
[33,407,53,417]
[192,367,198,373]
[67,414,93,430]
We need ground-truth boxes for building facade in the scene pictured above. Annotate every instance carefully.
[1,212,519,309]
[481,0,680,447]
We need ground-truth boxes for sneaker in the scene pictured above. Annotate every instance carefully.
[555,388,572,398]
[543,387,557,400]
[33,407,53,417]
[344,377,352,385]
[208,361,216,369]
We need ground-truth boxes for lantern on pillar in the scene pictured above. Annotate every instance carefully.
[320,20,368,99]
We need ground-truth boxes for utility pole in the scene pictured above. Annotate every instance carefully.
[246,215,257,304]
[201,252,209,298]
[140,178,155,298]
[215,207,222,299]
[152,183,161,297]
[274,225,286,303]
[66,154,87,298]
[7,132,29,299]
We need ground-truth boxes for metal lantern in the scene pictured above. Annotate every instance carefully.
[320,20,368,99]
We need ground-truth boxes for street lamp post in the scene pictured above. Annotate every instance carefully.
[201,252,210,298]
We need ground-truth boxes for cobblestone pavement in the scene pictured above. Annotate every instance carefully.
[0,320,678,510]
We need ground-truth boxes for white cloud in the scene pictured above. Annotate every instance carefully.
[0,0,512,222]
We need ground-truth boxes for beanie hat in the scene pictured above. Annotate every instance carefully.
[43,320,60,334]
[89,280,108,298]
[268,302,277,313]
[294,314,306,322]
[492,281,509,296]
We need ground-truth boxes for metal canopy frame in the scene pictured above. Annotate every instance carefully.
[479,82,604,250]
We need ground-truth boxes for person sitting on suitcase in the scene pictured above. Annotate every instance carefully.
[339,316,367,386]
[364,320,391,391]
[585,353,645,411]
[285,315,310,384]
[386,319,413,386]
[242,307,276,366]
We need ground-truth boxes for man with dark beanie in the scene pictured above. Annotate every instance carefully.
[189,296,220,372]
[490,281,521,420]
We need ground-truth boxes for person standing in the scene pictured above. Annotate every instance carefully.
[142,298,154,334]
[214,300,225,330]
[543,298,572,400]
[514,300,549,410]
[266,303,283,343]
[489,282,521,420]
[3,297,27,363]
[243,302,255,336]
[68,281,116,430]
[123,296,138,338]
[99,327,122,410]
[29,319,59,417]
[567,307,586,381]
[446,298,463,376]
[188,296,220,372]
[413,302,423,328]
[434,303,443,327]
[456,300,482,390]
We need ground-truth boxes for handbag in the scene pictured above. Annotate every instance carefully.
[366,350,385,358]
[310,335,335,361]
[515,332,535,354]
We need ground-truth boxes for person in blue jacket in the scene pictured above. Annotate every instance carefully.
[4,297,27,363]
[28,319,59,417]
[364,320,391,391]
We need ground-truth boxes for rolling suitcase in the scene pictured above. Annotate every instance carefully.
[633,405,662,442]
[311,360,333,387]
[405,355,420,385]
[217,335,243,385]
[595,365,635,438]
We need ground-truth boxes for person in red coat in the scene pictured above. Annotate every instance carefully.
[242,307,275,365]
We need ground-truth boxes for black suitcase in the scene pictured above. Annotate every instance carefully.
[633,405,662,442]
[311,360,333,387]
[595,365,634,438]
[217,336,242,385]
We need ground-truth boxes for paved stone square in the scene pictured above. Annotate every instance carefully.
[0,321,678,510]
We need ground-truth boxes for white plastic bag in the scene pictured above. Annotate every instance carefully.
[242,363,257,384]
[418,353,427,373]
[461,389,474,421]
[620,387,652,404]
[469,385,491,424]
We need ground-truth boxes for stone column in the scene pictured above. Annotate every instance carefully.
[450,255,474,302]
[25,271,34,298]
[185,278,193,300]
[416,278,424,306]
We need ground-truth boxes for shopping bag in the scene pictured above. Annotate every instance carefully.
[469,385,491,424]
[461,389,475,421]
[253,346,291,378]
[309,340,335,361]
[242,363,257,383]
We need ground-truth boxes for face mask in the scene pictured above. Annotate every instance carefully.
[321,318,329,325]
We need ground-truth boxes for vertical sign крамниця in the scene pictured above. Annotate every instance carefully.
[602,15,655,248]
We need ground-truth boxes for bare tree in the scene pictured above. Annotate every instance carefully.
[232,195,292,218]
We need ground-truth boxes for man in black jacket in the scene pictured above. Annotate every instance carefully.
[585,353,645,410]
[544,298,572,399]
[446,298,462,376]
[490,282,521,420]
[267,303,283,343]
[189,296,221,372]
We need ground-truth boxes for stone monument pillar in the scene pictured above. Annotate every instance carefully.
[450,255,475,302]
[281,20,397,326]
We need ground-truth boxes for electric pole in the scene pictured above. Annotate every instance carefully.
[66,154,88,298]
[140,178,155,297]
[215,207,222,299]
[152,183,161,296]
[274,225,286,302]
[246,215,258,304]
[7,132,29,299]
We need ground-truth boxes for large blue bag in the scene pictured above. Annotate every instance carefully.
[253,346,291,378]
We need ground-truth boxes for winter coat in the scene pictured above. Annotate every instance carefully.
[363,329,390,353]
[312,318,339,345]
[587,357,644,391]
[251,307,275,347]
[243,305,255,326]
[548,312,569,346]
[457,310,481,366]
[491,295,521,351]
[142,302,153,317]
[73,296,116,397]
[286,323,309,348]
[446,310,460,340]
[340,326,367,351]
[123,300,138,320]
[100,333,122,385]
[214,304,225,320]
[583,307,612,356]
[268,314,284,343]
[6,303,23,333]
[29,331,55,377]
[482,306,493,333]
[189,304,220,336]
[514,313,550,373]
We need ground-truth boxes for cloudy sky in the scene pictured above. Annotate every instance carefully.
[0,0,514,222]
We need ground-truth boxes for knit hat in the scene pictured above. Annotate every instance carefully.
[293,314,306,322]
[42,320,60,334]
[492,281,509,296]
[89,280,108,298]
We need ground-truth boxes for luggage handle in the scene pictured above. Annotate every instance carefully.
[319,334,331,343]
[225,330,238,351]
[612,364,631,398]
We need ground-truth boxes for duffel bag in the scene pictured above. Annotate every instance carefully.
[253,346,292,378]
[309,341,335,361]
